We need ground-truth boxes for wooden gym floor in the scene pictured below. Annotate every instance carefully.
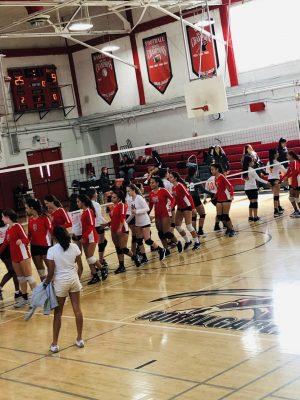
[1,192,300,400]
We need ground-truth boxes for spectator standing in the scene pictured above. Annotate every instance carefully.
[213,145,229,174]
[204,146,215,167]
[278,138,288,164]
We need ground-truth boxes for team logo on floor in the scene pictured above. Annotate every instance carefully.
[137,289,278,335]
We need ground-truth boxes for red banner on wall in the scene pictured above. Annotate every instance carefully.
[92,52,118,105]
[186,25,219,77]
[143,33,173,94]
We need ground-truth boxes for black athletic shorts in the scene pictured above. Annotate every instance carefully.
[245,189,258,200]
[177,206,192,212]
[96,226,104,234]
[139,224,151,228]
[211,198,217,206]
[72,234,82,242]
[192,196,202,208]
[126,215,136,226]
[268,179,279,187]
[31,245,50,257]
[0,246,10,261]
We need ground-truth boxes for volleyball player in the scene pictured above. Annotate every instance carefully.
[128,184,167,262]
[76,194,103,285]
[210,164,236,237]
[0,210,21,302]
[203,174,221,231]
[169,172,200,250]
[45,226,83,353]
[88,189,109,280]
[242,155,270,221]
[109,190,140,274]
[0,209,36,308]
[280,150,300,217]
[26,198,52,281]
[126,187,138,258]
[266,149,286,217]
[44,194,72,228]
[148,177,182,254]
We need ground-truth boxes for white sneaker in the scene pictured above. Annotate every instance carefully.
[290,211,300,218]
[14,298,29,308]
[50,344,60,353]
[75,339,85,348]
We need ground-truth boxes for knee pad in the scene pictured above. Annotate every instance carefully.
[122,247,130,255]
[176,225,185,234]
[37,269,46,277]
[217,215,223,222]
[145,238,154,246]
[87,256,97,265]
[17,276,26,284]
[222,214,230,222]
[158,231,165,241]
[200,214,206,219]
[252,202,258,209]
[192,216,197,222]
[274,196,279,201]
[289,197,295,202]
[136,238,144,246]
[98,242,106,252]
[186,223,195,233]
[165,231,174,240]
[132,235,137,244]
[115,247,123,255]
[25,275,36,285]
[171,222,176,228]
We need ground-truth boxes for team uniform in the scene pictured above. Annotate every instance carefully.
[110,202,129,233]
[244,167,267,200]
[186,176,213,207]
[215,175,234,202]
[50,208,72,228]
[281,160,300,189]
[172,183,195,211]
[0,223,30,263]
[28,215,52,256]
[69,210,82,240]
[92,200,107,234]
[149,188,174,219]
[125,193,135,226]
[131,195,151,227]
[162,178,173,193]
[81,208,99,244]
[204,176,217,205]
[266,161,286,185]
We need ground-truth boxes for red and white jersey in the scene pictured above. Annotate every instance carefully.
[28,215,52,247]
[69,210,82,236]
[281,160,300,188]
[0,223,30,263]
[110,202,128,233]
[81,208,99,244]
[50,207,72,229]
[204,176,217,201]
[149,188,174,218]
[172,182,195,209]
[215,174,234,202]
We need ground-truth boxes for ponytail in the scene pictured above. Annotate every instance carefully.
[77,194,96,217]
[53,226,70,251]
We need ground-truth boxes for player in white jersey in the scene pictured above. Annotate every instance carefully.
[203,176,222,231]
[266,149,287,217]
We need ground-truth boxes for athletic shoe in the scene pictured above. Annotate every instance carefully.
[278,206,284,213]
[183,240,192,250]
[50,344,60,353]
[197,228,206,238]
[133,255,141,268]
[114,265,126,274]
[158,247,167,261]
[101,267,109,281]
[290,211,300,218]
[0,290,3,301]
[14,298,29,308]
[140,256,148,265]
[14,291,22,300]
[75,339,85,348]
[165,249,171,257]
[253,217,260,222]
[248,217,254,222]
[214,224,221,232]
[192,242,201,251]
[177,241,183,253]
[278,209,284,215]
[274,212,280,218]
[294,213,300,218]
[229,230,237,237]
[102,259,108,267]
[87,275,101,285]
[225,228,230,235]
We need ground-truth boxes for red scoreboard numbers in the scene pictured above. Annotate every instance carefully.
[8,65,62,113]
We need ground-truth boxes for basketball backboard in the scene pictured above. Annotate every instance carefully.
[184,75,228,119]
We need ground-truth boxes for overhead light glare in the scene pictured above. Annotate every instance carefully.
[101,45,120,52]
[195,19,215,28]
[69,21,93,32]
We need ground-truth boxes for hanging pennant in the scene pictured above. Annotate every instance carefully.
[143,33,173,94]
[186,24,219,77]
[92,52,118,105]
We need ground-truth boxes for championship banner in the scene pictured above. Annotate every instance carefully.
[143,33,173,94]
[186,25,219,77]
[92,52,118,105]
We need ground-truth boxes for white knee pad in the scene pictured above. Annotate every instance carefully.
[87,256,97,265]
[25,275,36,285]
[186,224,195,233]
[176,226,185,234]
[38,269,46,277]
[17,276,26,284]
[289,197,295,202]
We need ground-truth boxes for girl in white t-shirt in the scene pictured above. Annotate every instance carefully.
[45,226,83,353]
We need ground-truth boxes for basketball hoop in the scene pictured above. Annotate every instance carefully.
[191,105,209,112]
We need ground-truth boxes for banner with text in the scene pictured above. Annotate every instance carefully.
[92,52,118,105]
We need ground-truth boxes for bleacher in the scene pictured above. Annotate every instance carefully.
[133,139,300,191]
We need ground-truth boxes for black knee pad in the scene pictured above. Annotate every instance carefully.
[132,235,137,243]
[122,247,130,255]
[165,231,174,240]
[217,214,223,222]
[222,214,230,222]
[274,196,279,201]
[252,202,258,209]
[136,238,144,246]
[116,247,123,255]
[158,231,165,241]
[145,238,154,246]
[192,216,197,222]
[171,222,176,228]
[98,242,106,252]
[200,214,206,219]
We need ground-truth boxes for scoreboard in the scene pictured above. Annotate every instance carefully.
[7,65,62,113]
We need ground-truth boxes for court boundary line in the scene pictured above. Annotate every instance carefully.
[261,375,300,400]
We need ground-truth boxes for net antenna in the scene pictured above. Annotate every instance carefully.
[184,75,228,119]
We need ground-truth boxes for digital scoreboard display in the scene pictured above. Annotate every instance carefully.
[7,65,62,113]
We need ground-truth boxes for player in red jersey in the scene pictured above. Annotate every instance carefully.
[76,194,104,285]
[149,177,182,254]
[109,190,140,274]
[280,151,300,217]
[26,198,52,281]
[210,163,236,237]
[44,194,72,229]
[0,209,36,308]
[169,172,200,251]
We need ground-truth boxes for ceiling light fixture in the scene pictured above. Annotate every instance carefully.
[195,19,215,28]
[69,21,93,32]
[101,45,120,52]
